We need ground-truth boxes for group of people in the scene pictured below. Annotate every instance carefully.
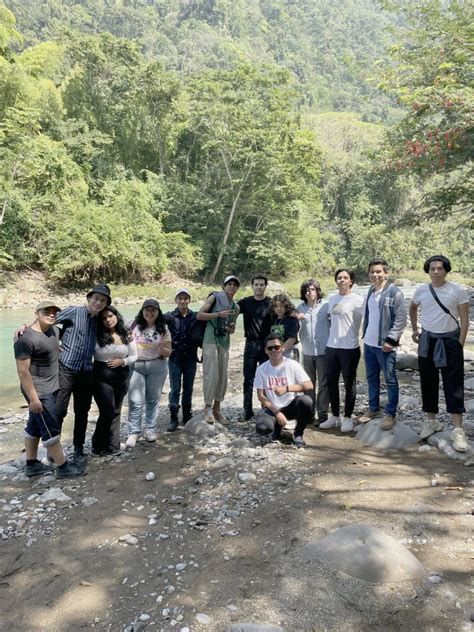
[13,254,470,478]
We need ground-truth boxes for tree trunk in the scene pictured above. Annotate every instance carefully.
[208,163,252,283]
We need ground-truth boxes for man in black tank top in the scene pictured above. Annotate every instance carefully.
[237,274,273,422]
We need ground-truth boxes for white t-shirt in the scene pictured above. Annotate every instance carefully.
[94,341,138,366]
[254,358,310,408]
[364,289,382,348]
[412,282,469,334]
[326,293,364,349]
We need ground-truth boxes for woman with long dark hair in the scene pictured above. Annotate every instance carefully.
[296,279,330,424]
[92,305,137,455]
[270,293,299,358]
[125,298,171,448]
[319,269,364,433]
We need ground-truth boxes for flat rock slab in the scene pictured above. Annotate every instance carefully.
[303,523,425,584]
[356,418,420,449]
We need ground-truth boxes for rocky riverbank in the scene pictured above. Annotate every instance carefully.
[1,339,474,631]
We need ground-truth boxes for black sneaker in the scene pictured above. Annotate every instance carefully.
[270,430,281,442]
[56,462,87,478]
[167,419,178,432]
[104,448,122,456]
[73,453,88,468]
[294,435,306,448]
[25,461,55,478]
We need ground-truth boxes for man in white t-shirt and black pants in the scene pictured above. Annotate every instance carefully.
[254,333,313,447]
[410,255,469,452]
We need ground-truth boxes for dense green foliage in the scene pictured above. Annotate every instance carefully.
[0,1,472,285]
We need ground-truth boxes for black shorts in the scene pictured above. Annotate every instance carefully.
[23,391,61,446]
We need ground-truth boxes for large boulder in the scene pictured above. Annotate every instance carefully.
[303,523,425,584]
[183,414,221,437]
[396,353,419,371]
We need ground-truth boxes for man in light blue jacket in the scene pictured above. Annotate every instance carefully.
[361,259,407,430]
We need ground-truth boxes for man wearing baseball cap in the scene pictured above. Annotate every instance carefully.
[14,301,86,477]
[164,289,198,431]
[197,275,240,424]
[16,284,112,465]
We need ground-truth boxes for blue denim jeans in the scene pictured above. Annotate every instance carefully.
[127,359,168,433]
[168,356,197,409]
[364,344,398,417]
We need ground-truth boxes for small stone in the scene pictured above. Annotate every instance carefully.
[119,534,139,545]
[145,472,156,481]
[429,575,442,584]
[176,563,187,571]
[196,613,211,624]
[430,480,439,487]
[79,580,91,586]
[238,472,256,483]
[418,445,431,452]
[39,488,71,503]
[81,497,98,507]
[139,614,150,621]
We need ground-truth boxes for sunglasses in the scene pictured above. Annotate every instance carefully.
[266,345,282,351]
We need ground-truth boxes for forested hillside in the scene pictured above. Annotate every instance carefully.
[0,0,472,286]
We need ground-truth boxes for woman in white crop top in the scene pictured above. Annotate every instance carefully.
[92,305,137,455]
[125,298,172,448]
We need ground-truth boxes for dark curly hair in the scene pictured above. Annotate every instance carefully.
[299,278,323,303]
[334,268,355,287]
[134,304,167,336]
[97,305,132,347]
[271,294,295,319]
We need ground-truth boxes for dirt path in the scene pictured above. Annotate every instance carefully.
[1,353,473,631]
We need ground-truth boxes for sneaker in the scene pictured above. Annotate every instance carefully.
[294,435,306,448]
[56,461,87,478]
[213,411,229,425]
[25,460,55,478]
[125,434,138,449]
[451,427,468,453]
[91,448,105,457]
[358,410,382,423]
[237,412,253,423]
[270,430,281,442]
[381,415,396,430]
[144,429,157,442]
[203,409,215,425]
[340,417,354,433]
[419,419,443,440]
[104,448,123,456]
[73,453,88,468]
[319,416,340,430]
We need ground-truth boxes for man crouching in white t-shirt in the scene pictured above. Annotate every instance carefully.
[254,334,313,448]
[410,255,469,453]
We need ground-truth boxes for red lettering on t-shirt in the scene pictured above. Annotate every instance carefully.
[268,377,288,388]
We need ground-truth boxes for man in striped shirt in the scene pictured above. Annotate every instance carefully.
[55,284,111,464]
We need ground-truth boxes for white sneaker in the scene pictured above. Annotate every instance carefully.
[144,429,157,442]
[451,427,468,453]
[319,416,340,430]
[340,417,354,433]
[419,419,443,440]
[125,434,138,449]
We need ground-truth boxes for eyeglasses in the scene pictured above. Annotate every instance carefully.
[266,345,282,351]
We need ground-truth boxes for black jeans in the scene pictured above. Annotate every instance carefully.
[264,395,313,438]
[418,337,465,414]
[326,347,361,418]
[168,355,197,411]
[56,362,94,449]
[92,362,130,451]
[243,340,267,417]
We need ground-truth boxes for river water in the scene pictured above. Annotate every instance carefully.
[0,285,422,414]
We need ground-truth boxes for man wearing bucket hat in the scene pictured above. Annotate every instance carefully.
[164,289,198,431]
[14,301,86,477]
[197,275,240,425]
[53,284,112,464]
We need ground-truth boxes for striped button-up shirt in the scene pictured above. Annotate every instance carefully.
[56,306,97,372]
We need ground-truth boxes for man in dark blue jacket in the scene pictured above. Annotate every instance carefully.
[164,289,198,431]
